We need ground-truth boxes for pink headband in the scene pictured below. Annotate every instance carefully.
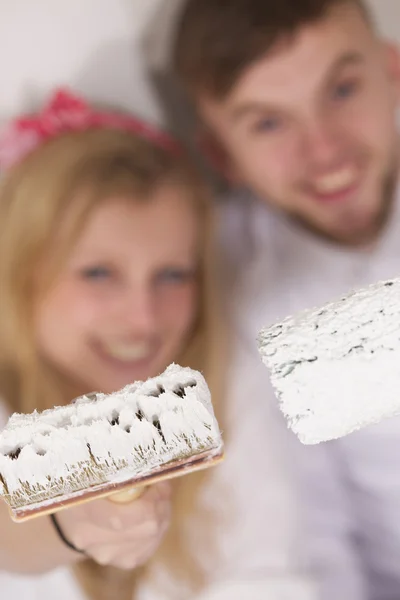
[0,88,181,171]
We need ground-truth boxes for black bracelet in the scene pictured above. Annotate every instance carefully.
[49,513,86,555]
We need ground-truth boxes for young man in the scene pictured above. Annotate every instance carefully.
[171,1,400,598]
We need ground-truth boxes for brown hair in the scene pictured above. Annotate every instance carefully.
[0,127,227,599]
[172,0,372,99]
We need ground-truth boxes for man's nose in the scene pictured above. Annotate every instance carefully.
[300,117,343,168]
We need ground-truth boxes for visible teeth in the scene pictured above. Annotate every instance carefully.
[314,167,357,194]
[105,343,151,361]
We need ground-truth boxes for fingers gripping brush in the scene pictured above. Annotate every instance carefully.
[0,364,224,521]
[258,279,400,445]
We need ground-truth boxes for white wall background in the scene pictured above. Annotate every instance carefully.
[0,0,398,124]
[368,0,400,38]
[0,0,166,123]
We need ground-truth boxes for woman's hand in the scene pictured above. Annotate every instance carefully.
[55,482,171,570]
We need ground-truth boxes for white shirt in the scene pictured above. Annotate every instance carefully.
[0,403,88,600]
[217,187,400,600]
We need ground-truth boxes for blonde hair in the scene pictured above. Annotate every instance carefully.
[0,127,227,599]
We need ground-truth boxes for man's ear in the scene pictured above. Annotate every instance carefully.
[382,42,400,100]
[196,129,240,184]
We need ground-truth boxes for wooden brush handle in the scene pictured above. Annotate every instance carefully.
[108,487,146,504]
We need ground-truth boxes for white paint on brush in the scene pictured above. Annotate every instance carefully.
[258,278,400,444]
[0,364,222,501]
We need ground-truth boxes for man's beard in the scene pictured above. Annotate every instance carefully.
[288,165,399,248]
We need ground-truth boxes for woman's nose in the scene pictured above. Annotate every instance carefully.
[115,287,157,335]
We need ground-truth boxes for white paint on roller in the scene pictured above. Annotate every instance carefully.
[0,364,222,505]
[258,278,400,444]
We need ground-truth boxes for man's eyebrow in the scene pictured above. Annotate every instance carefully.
[326,51,366,79]
[229,52,365,123]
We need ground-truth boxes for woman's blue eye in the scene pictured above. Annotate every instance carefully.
[81,266,111,280]
[156,268,195,285]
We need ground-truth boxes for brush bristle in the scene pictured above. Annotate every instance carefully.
[258,277,400,444]
[0,364,223,512]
